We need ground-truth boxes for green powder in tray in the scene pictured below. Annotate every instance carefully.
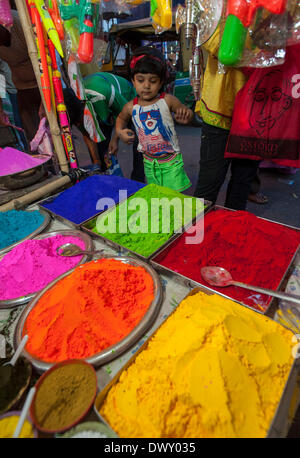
[84,184,205,257]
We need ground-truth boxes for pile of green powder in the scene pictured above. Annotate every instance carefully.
[85,184,205,257]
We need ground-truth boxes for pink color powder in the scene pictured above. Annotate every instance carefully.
[0,147,49,176]
[0,235,87,300]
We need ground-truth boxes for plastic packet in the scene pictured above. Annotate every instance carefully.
[101,0,132,20]
[58,0,103,65]
[218,0,287,68]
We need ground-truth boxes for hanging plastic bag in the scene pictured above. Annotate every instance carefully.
[225,43,300,168]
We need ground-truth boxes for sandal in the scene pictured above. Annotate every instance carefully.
[248,192,269,204]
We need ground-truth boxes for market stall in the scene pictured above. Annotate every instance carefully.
[0,0,300,441]
[0,174,300,438]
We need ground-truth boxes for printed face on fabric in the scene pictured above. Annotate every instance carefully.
[139,109,161,133]
[132,73,163,102]
[249,69,293,136]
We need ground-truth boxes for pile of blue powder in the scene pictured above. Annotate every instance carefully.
[0,209,46,250]
[40,175,145,224]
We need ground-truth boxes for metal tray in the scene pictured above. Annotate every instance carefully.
[93,287,300,438]
[38,185,147,229]
[0,157,51,190]
[0,208,51,256]
[150,205,300,316]
[80,199,212,262]
[13,255,163,373]
[0,229,93,309]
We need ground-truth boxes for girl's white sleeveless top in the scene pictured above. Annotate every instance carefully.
[132,94,180,158]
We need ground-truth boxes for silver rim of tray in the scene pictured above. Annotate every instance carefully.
[13,255,163,373]
[0,229,93,309]
[0,208,51,256]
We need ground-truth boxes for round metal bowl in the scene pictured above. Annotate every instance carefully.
[0,208,51,256]
[30,359,98,434]
[0,229,93,309]
[13,255,163,373]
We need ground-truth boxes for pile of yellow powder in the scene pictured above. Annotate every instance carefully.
[0,415,35,438]
[99,291,295,438]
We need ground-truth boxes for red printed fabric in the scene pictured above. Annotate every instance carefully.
[225,44,300,168]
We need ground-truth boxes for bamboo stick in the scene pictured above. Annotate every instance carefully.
[0,175,72,211]
[14,0,69,173]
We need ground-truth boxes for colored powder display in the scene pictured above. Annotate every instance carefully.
[85,183,205,258]
[0,235,86,300]
[0,415,35,438]
[153,209,300,311]
[0,209,45,250]
[32,362,97,432]
[40,175,145,224]
[0,147,49,176]
[24,259,154,363]
[99,291,295,438]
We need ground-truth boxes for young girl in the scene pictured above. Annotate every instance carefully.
[115,47,194,192]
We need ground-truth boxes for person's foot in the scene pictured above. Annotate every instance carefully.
[248,192,268,204]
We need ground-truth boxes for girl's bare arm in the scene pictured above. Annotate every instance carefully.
[165,93,194,125]
[116,101,135,144]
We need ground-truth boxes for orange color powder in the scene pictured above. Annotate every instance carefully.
[24,258,154,363]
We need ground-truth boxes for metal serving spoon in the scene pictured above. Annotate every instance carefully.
[201,266,300,305]
[56,243,104,257]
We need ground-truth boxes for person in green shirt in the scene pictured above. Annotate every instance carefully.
[64,72,145,181]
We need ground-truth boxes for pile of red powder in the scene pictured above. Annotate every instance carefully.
[153,209,300,311]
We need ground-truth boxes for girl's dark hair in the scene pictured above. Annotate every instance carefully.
[130,46,167,83]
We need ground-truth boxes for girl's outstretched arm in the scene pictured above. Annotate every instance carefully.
[165,94,194,125]
[116,101,135,144]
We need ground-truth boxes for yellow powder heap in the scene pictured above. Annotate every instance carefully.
[99,292,295,438]
[0,415,34,438]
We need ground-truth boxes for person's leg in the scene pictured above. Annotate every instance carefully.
[96,123,113,172]
[17,87,41,143]
[193,122,231,203]
[8,92,28,150]
[225,159,260,210]
[131,136,145,183]
[248,170,268,204]
[129,122,145,183]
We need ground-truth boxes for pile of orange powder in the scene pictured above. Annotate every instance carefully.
[24,259,154,362]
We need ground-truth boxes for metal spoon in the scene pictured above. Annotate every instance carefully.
[56,243,104,257]
[201,266,300,305]
[12,386,36,438]
[0,335,28,388]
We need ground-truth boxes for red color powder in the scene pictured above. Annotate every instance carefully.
[24,258,154,362]
[153,209,300,311]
